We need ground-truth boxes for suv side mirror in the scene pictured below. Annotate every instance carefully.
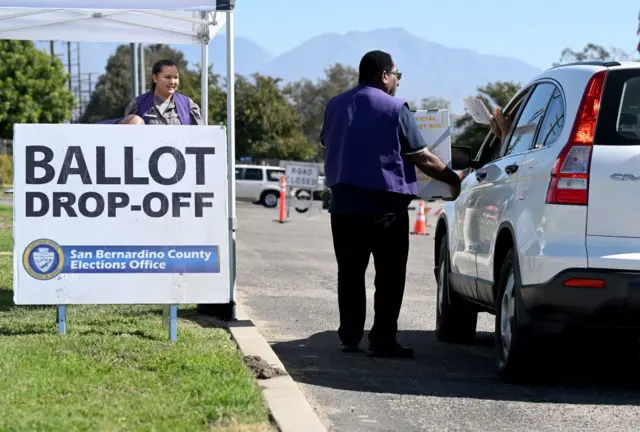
[451,145,473,170]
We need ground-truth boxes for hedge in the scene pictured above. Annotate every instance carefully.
[0,155,12,186]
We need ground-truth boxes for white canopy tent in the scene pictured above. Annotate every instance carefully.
[0,0,239,318]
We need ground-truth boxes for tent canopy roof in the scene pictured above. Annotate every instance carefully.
[0,1,234,44]
[0,1,229,11]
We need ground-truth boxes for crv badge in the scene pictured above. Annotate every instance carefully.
[610,173,640,181]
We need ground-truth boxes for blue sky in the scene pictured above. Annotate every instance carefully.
[233,0,639,70]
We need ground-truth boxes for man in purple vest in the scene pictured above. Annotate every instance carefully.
[321,50,462,358]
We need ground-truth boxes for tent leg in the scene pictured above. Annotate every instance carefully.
[131,43,139,96]
[197,11,236,321]
[200,32,209,124]
[226,11,237,322]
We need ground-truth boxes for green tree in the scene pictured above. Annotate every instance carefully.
[285,63,358,158]
[454,81,521,157]
[232,73,314,161]
[418,96,451,110]
[182,64,227,125]
[406,97,451,111]
[0,40,75,139]
[554,43,633,66]
[80,44,200,123]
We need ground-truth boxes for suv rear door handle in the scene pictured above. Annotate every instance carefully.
[505,164,519,175]
[475,171,487,181]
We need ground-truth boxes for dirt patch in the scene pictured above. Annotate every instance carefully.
[244,355,287,380]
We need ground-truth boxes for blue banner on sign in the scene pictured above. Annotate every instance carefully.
[22,239,220,280]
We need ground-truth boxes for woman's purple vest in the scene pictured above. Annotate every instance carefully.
[323,85,417,196]
[97,91,192,125]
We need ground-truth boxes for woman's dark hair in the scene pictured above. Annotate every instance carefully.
[358,50,394,84]
[150,59,179,90]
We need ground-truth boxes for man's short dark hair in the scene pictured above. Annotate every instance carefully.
[358,50,394,84]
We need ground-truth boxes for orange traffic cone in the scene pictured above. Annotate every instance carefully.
[411,201,428,235]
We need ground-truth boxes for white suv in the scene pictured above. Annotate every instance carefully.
[434,61,640,381]
[235,164,284,207]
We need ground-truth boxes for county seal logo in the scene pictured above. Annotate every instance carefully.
[23,239,65,280]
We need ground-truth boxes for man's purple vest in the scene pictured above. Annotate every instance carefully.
[97,91,192,125]
[323,85,417,196]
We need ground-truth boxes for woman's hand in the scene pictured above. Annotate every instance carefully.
[490,107,512,139]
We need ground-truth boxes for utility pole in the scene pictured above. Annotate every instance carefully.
[50,41,54,59]
[76,42,82,114]
[67,42,72,91]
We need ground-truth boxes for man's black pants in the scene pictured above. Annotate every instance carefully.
[330,210,409,347]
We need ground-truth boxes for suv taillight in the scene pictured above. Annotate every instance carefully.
[546,70,607,205]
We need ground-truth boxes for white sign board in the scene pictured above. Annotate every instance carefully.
[285,163,319,189]
[413,110,455,200]
[13,124,230,305]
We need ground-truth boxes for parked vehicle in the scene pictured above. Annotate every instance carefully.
[235,164,284,207]
[434,61,640,381]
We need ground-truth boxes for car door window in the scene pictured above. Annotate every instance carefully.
[267,169,284,182]
[235,168,244,180]
[532,88,565,149]
[244,168,264,181]
[503,83,556,157]
[476,134,502,167]
[474,88,531,167]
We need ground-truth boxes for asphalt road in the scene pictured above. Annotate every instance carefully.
[236,202,640,432]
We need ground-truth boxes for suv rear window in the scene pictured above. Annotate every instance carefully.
[267,169,284,182]
[596,70,640,145]
[616,77,640,138]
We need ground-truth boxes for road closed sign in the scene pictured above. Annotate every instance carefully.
[285,163,319,189]
[12,124,230,305]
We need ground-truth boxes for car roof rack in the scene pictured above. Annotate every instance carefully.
[547,60,622,71]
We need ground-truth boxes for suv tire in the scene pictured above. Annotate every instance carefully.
[435,234,478,343]
[495,248,530,382]
[261,191,279,208]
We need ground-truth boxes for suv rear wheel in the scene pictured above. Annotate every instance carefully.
[435,234,478,343]
[261,191,279,208]
[495,248,531,382]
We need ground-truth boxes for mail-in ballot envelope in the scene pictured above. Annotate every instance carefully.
[413,109,454,200]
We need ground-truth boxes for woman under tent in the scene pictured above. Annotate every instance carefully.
[100,59,204,126]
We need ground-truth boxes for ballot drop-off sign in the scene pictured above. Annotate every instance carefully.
[13,124,230,305]
[413,109,454,200]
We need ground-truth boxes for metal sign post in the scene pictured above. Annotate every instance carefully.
[285,162,320,216]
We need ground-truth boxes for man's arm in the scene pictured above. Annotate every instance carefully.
[398,104,461,187]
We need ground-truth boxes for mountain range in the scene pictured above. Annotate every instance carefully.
[60,28,544,113]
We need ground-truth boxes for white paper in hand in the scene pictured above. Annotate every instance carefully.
[462,97,492,125]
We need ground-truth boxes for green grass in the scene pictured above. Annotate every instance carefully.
[0,209,273,431]
[0,204,12,253]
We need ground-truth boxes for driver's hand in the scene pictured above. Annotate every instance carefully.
[491,107,512,138]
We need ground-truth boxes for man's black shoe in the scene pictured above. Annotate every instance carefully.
[366,342,414,358]
[340,344,361,353]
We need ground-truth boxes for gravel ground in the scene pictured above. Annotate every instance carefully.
[236,201,640,432]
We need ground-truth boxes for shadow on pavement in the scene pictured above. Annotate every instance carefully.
[270,329,640,406]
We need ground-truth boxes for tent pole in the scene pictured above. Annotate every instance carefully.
[200,17,208,125]
[130,43,139,97]
[139,44,146,92]
[226,10,237,321]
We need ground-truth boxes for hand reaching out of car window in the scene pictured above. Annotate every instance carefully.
[490,107,512,139]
